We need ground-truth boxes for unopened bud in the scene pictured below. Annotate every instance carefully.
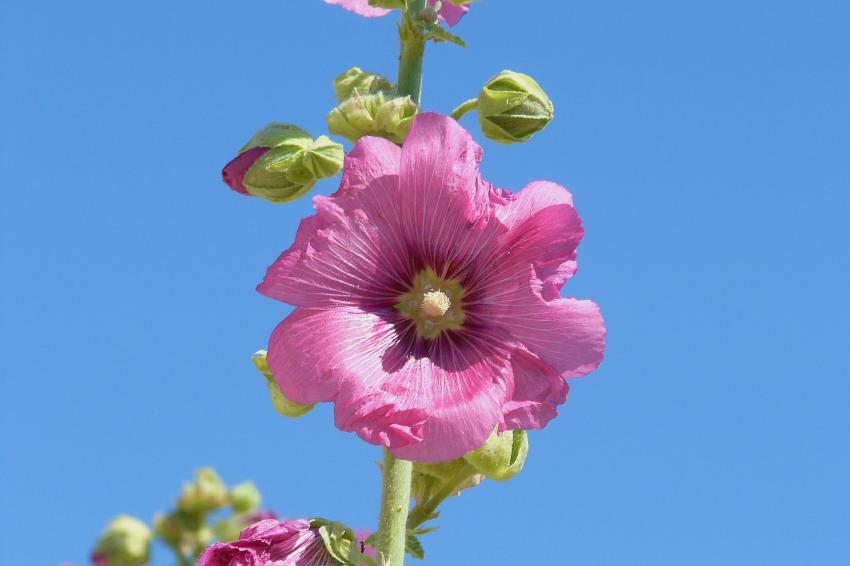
[177,468,229,514]
[327,92,417,144]
[333,67,393,102]
[252,350,314,418]
[229,481,261,514]
[93,515,152,566]
[477,70,554,143]
[462,429,528,482]
[222,123,343,203]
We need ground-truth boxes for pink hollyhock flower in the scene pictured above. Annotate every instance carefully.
[198,519,371,566]
[259,113,605,462]
[324,0,469,26]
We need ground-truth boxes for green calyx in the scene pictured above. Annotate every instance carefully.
[229,481,261,514]
[94,515,152,566]
[327,91,418,145]
[463,428,528,482]
[395,269,465,339]
[311,519,364,566]
[252,350,315,418]
[334,67,394,102]
[176,468,229,514]
[242,131,344,204]
[477,70,554,144]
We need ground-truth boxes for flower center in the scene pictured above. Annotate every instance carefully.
[395,269,465,339]
[420,290,451,318]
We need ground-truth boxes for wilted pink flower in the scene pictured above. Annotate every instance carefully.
[259,113,605,462]
[324,0,469,26]
[198,519,370,566]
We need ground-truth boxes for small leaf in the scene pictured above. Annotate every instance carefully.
[425,26,466,47]
[406,534,425,560]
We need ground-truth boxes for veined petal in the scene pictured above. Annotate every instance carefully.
[268,305,512,461]
[487,180,583,300]
[492,280,606,378]
[501,348,569,431]
[398,113,504,280]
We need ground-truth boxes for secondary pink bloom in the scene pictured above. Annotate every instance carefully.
[259,113,605,462]
[198,519,371,566]
[324,0,469,26]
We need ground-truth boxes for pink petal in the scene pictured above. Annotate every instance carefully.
[490,180,583,300]
[501,348,569,430]
[222,146,269,195]
[257,149,408,308]
[397,113,504,279]
[267,306,513,462]
[324,0,392,18]
[339,135,402,194]
[433,0,469,26]
[492,280,606,378]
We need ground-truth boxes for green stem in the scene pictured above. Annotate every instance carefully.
[450,98,478,121]
[396,0,427,106]
[377,448,413,566]
[406,462,477,529]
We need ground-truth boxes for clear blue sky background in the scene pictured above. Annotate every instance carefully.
[2,1,848,564]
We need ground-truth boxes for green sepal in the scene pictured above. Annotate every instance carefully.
[334,67,394,103]
[315,520,361,566]
[239,122,312,154]
[327,92,417,144]
[252,350,315,418]
[176,468,229,514]
[462,429,528,482]
[425,26,466,47]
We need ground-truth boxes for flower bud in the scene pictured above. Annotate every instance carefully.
[327,91,417,144]
[229,481,261,514]
[333,67,393,102]
[177,468,229,514]
[462,429,528,482]
[252,350,314,418]
[222,123,344,203]
[477,71,554,143]
[92,515,152,566]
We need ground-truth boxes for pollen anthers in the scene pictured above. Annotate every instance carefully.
[395,269,465,339]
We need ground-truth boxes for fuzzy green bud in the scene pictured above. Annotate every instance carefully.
[477,71,554,143]
[243,134,344,203]
[229,481,261,514]
[463,429,528,482]
[93,515,152,566]
[176,468,229,514]
[327,92,417,144]
[252,350,315,418]
[333,67,393,102]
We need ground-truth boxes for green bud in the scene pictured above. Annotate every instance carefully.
[311,519,362,566]
[152,512,182,547]
[462,429,528,482]
[242,134,344,204]
[239,123,313,154]
[477,70,554,143]
[327,92,417,145]
[333,67,393,102]
[229,481,261,514]
[252,350,314,418]
[177,468,229,514]
[93,515,152,566]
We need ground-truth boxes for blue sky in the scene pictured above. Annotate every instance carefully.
[2,1,848,564]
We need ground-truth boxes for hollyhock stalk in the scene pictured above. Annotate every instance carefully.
[375,3,427,564]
